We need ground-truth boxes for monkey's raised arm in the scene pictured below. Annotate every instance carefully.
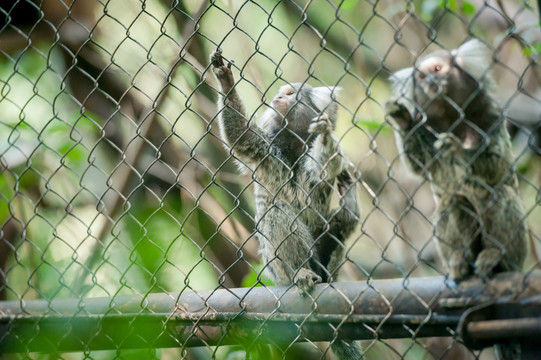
[211,50,269,162]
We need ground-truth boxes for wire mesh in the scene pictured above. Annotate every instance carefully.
[0,0,540,359]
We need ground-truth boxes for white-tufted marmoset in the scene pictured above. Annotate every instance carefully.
[211,49,362,360]
[386,39,527,281]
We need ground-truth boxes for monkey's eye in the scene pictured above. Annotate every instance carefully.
[286,91,295,95]
[433,65,442,72]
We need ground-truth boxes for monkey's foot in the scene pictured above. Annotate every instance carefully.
[474,248,502,279]
[448,250,471,281]
[294,268,322,294]
[309,112,332,135]
[210,49,235,92]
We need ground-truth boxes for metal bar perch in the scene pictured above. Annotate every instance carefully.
[1,271,540,353]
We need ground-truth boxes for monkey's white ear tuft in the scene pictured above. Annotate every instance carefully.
[454,39,492,82]
[310,86,341,112]
[389,67,414,98]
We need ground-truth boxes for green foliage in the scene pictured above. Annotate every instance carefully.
[0,174,13,221]
[355,118,390,133]
[421,0,476,21]
[124,198,218,292]
[523,42,541,56]
[462,1,475,15]
[339,0,360,12]
[241,259,275,288]
[1,1,539,358]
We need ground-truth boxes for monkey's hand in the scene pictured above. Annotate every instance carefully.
[337,170,355,197]
[210,49,235,93]
[294,267,322,294]
[309,112,332,136]
[434,133,462,153]
[385,100,414,130]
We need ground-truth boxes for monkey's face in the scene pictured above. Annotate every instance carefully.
[390,40,492,133]
[415,52,481,111]
[414,53,453,99]
[271,85,298,115]
[263,83,316,143]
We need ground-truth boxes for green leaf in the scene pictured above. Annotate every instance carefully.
[462,1,476,15]
[524,42,541,56]
[241,260,274,288]
[0,174,14,221]
[355,118,390,132]
[421,0,444,21]
[340,0,359,11]
[59,143,85,163]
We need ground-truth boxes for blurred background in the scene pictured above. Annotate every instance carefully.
[0,0,540,358]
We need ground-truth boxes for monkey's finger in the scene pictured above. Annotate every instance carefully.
[227,60,234,69]
[337,169,353,184]
[308,120,332,135]
[211,49,224,67]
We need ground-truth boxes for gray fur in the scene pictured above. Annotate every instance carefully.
[385,40,527,281]
[211,50,361,360]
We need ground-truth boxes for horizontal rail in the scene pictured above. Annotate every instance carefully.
[467,317,541,340]
[1,271,540,352]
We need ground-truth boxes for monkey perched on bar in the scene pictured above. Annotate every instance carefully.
[386,39,527,282]
[211,50,361,360]
[210,49,359,290]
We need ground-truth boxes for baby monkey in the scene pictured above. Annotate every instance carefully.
[210,50,359,292]
[386,40,527,281]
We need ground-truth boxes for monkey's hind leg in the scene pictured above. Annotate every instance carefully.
[475,184,527,278]
[259,201,322,293]
[319,170,359,281]
[436,195,481,281]
[294,268,323,293]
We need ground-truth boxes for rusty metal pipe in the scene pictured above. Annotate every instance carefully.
[466,317,541,340]
[1,271,540,353]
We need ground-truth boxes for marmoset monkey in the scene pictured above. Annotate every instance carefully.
[211,50,362,360]
[211,49,359,288]
[386,39,527,281]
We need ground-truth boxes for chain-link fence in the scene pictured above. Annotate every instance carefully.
[1,0,540,359]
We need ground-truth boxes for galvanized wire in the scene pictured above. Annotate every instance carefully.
[0,1,540,359]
